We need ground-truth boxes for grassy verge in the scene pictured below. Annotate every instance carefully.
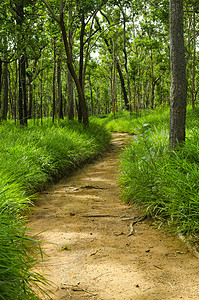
[0,119,111,299]
[93,107,199,241]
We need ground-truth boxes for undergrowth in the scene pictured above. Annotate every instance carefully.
[0,118,111,299]
[93,106,199,239]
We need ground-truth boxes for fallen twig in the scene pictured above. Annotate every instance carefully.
[61,284,97,296]
[82,214,121,218]
[127,222,135,237]
[81,185,105,190]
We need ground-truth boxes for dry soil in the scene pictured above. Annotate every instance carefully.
[29,133,199,300]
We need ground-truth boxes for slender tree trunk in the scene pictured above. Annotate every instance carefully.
[2,61,9,120]
[191,6,196,110]
[42,0,89,125]
[59,12,89,125]
[120,6,132,111]
[169,0,187,149]
[15,2,27,126]
[18,58,24,124]
[40,70,43,125]
[57,57,64,119]
[150,51,155,109]
[95,16,129,110]
[22,55,28,125]
[8,69,14,119]
[28,79,33,119]
[88,74,93,116]
[52,38,56,122]
[67,69,74,120]
[67,10,74,120]
[77,13,85,122]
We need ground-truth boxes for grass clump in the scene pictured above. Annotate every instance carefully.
[0,119,111,194]
[0,118,111,299]
[0,179,48,299]
[119,106,199,238]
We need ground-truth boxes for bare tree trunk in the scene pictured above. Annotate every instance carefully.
[95,15,129,110]
[42,0,89,125]
[191,6,196,110]
[57,57,64,119]
[67,69,74,120]
[60,10,89,126]
[169,0,187,149]
[67,10,74,120]
[112,39,116,116]
[2,61,9,120]
[78,13,85,122]
[89,74,93,115]
[40,70,43,125]
[120,6,132,112]
[52,37,56,123]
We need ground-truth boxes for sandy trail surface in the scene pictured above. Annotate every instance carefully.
[29,133,199,300]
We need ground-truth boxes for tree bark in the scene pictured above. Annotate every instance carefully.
[191,6,196,110]
[52,37,56,122]
[2,61,9,120]
[67,10,74,120]
[169,0,187,149]
[57,57,64,119]
[78,13,85,122]
[120,7,132,111]
[59,7,89,126]
[15,2,27,126]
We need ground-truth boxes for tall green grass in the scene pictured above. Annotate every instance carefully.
[93,106,199,238]
[0,119,111,299]
[119,106,199,237]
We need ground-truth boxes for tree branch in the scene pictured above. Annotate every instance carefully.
[41,0,60,23]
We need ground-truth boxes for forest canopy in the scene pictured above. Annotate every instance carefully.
[0,0,197,142]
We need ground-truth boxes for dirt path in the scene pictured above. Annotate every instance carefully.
[29,133,199,300]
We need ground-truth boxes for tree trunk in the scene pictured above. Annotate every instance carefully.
[52,37,56,123]
[15,2,27,126]
[77,13,85,122]
[60,16,89,126]
[191,6,196,110]
[2,61,9,120]
[18,58,24,125]
[28,79,33,119]
[67,68,74,120]
[57,57,64,119]
[89,74,93,116]
[169,0,187,149]
[40,70,43,125]
[95,16,129,110]
[112,40,117,116]
[22,55,28,125]
[120,7,132,111]
[42,0,89,126]
[67,10,74,120]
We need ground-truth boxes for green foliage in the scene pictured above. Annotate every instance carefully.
[91,107,169,135]
[95,106,199,238]
[0,119,111,194]
[0,119,111,299]
[0,180,49,299]
[118,106,199,237]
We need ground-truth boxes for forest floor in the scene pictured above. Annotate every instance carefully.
[29,133,199,300]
